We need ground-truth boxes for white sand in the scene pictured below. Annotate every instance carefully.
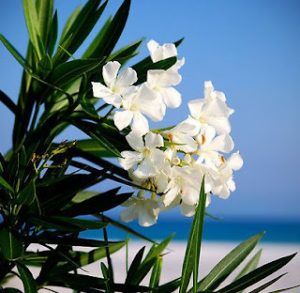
[7,241,300,292]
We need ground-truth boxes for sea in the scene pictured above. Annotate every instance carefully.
[81,217,300,244]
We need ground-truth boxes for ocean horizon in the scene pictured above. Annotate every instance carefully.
[81,217,300,244]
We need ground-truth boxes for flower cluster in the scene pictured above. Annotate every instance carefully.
[92,40,243,226]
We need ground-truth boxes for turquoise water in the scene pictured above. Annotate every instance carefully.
[81,218,300,243]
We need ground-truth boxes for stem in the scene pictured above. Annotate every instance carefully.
[102,215,114,291]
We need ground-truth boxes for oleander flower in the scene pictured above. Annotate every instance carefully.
[113,84,164,135]
[119,132,165,178]
[196,125,234,166]
[146,69,182,110]
[147,39,177,63]
[165,116,200,153]
[188,81,234,134]
[120,195,160,227]
[92,61,137,108]
[212,152,243,198]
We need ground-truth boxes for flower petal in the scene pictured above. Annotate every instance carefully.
[180,202,196,217]
[207,116,231,134]
[126,132,144,151]
[131,112,149,136]
[147,70,181,87]
[113,110,133,131]
[228,152,243,170]
[163,186,180,207]
[120,204,137,222]
[188,99,205,119]
[134,157,157,178]
[145,132,164,148]
[115,67,137,89]
[92,82,111,98]
[102,61,121,87]
[210,134,234,153]
[138,204,158,227]
[160,87,182,108]
[119,151,143,170]
[138,85,165,121]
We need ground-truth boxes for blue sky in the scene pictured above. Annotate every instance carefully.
[1,0,300,220]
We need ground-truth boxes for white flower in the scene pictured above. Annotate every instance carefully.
[146,40,185,111]
[165,117,200,153]
[212,152,243,198]
[188,81,234,134]
[92,61,137,108]
[146,69,182,110]
[196,125,234,166]
[119,132,165,178]
[163,166,200,208]
[120,196,160,227]
[113,84,165,135]
[147,39,177,63]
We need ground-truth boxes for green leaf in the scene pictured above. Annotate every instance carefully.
[50,59,103,88]
[28,215,107,232]
[47,241,126,276]
[125,246,145,284]
[234,249,262,284]
[0,228,23,260]
[63,188,132,216]
[76,139,119,157]
[149,256,163,290]
[196,232,264,292]
[249,273,286,293]
[36,0,54,46]
[38,173,101,212]
[180,179,206,293]
[266,283,300,293]
[2,289,23,293]
[156,278,181,293]
[0,34,26,67]
[47,10,58,56]
[22,0,44,60]
[217,253,297,293]
[16,179,37,206]
[17,263,37,293]
[107,38,143,65]
[54,0,106,64]
[142,234,173,265]
[83,0,131,59]
[0,175,14,194]
[133,56,177,84]
[29,234,114,247]
[71,119,121,157]
[59,6,81,44]
[46,273,150,292]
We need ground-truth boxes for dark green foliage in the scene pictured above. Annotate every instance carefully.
[0,0,297,292]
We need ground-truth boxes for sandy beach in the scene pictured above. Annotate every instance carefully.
[7,241,300,292]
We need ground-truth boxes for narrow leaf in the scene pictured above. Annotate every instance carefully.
[180,179,206,293]
[0,228,23,260]
[22,0,44,59]
[0,175,14,194]
[149,256,163,290]
[17,263,37,293]
[76,139,119,157]
[197,232,264,291]
[249,273,286,293]
[217,253,297,293]
[0,34,25,67]
[83,0,131,59]
[235,249,262,282]
[125,246,145,284]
